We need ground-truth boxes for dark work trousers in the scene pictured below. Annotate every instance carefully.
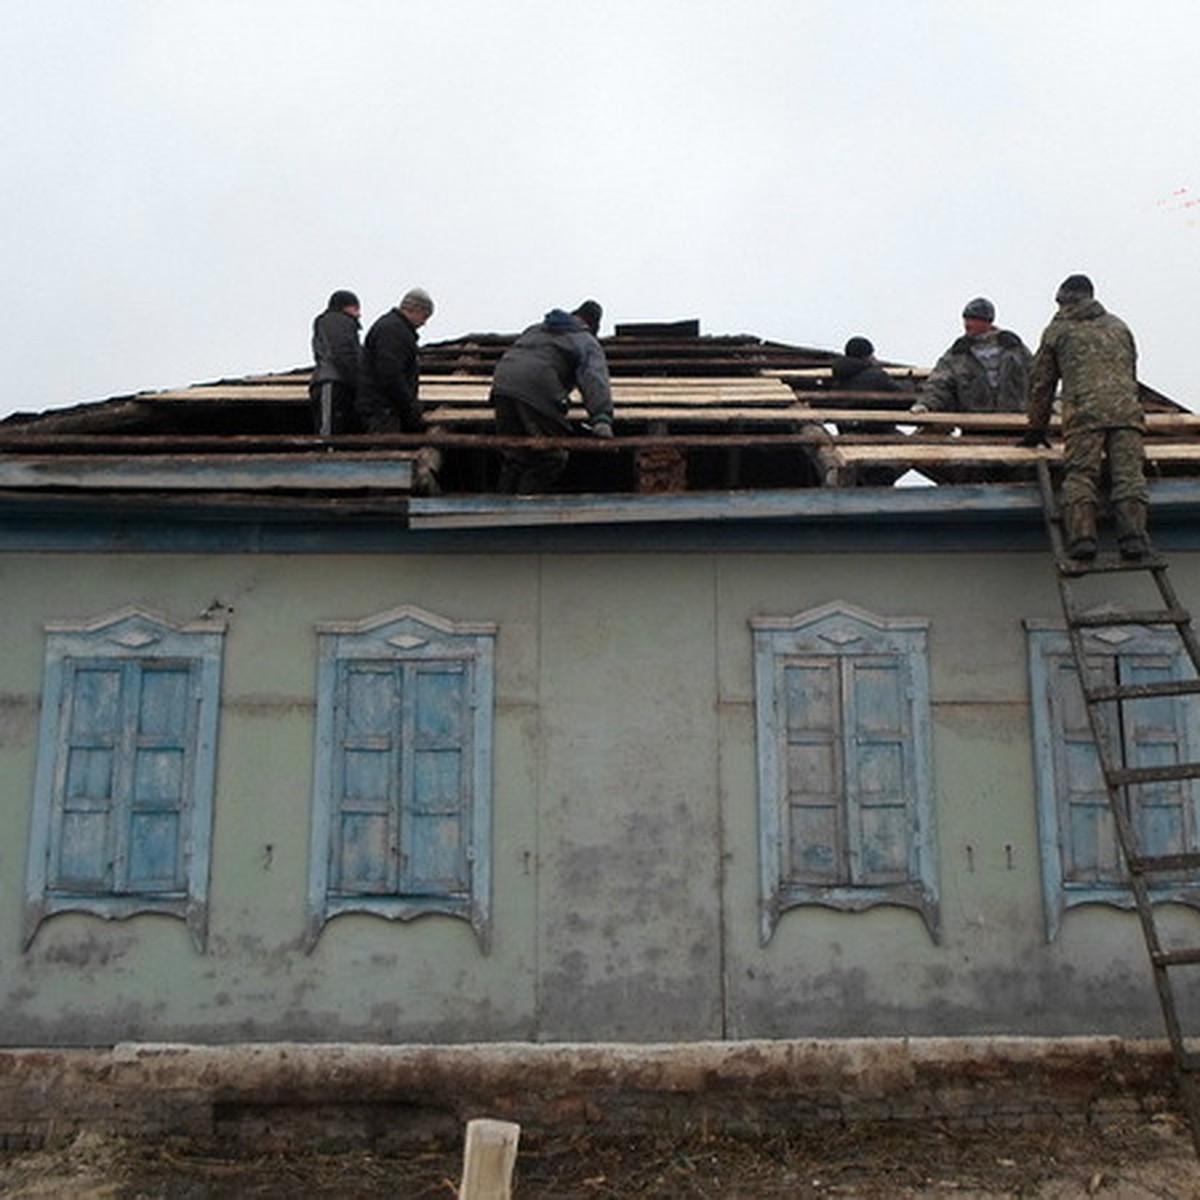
[309,381,358,435]
[493,393,574,493]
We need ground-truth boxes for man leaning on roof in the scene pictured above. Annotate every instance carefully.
[490,300,615,494]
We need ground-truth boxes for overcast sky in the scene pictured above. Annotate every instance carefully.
[3,1,1199,419]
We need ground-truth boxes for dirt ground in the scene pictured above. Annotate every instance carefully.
[2,1116,1200,1199]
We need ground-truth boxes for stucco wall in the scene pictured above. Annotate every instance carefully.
[1,547,1196,1044]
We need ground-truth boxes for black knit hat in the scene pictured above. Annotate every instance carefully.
[1055,274,1094,303]
[844,336,874,359]
[573,300,603,334]
[328,290,360,311]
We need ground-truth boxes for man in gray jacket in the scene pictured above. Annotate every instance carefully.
[490,300,615,493]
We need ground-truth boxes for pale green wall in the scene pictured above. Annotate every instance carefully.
[2,549,1196,1044]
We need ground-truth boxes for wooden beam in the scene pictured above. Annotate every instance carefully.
[0,453,416,491]
[458,1118,520,1200]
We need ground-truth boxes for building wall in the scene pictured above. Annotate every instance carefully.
[1,545,1196,1045]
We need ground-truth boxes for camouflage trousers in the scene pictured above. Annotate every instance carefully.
[1062,425,1148,507]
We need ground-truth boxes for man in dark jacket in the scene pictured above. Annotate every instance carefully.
[490,300,615,494]
[831,336,904,395]
[309,289,361,435]
[357,288,434,433]
[1023,274,1148,560]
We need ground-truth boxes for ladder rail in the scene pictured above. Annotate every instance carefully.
[1036,461,1200,1153]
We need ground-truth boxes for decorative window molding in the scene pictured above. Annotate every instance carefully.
[307,605,496,951]
[24,606,226,951]
[1026,619,1200,940]
[751,601,939,944]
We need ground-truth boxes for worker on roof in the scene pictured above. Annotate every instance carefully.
[912,297,1031,414]
[490,300,615,494]
[357,287,441,495]
[1021,274,1149,561]
[309,289,362,435]
[831,336,905,395]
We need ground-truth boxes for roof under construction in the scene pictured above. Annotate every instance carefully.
[2,322,1198,527]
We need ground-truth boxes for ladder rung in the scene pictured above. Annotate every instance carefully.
[1128,852,1200,875]
[1070,609,1191,629]
[1058,555,1167,576]
[1087,680,1200,703]
[1151,947,1200,968]
[1107,762,1200,786]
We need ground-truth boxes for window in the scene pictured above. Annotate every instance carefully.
[1027,620,1200,940]
[307,606,496,950]
[24,607,226,951]
[751,602,939,943]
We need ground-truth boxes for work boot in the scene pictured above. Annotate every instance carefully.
[1114,499,1151,561]
[1063,501,1097,561]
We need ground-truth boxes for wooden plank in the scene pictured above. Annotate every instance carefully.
[0,453,416,491]
[835,442,1200,465]
[458,1118,520,1200]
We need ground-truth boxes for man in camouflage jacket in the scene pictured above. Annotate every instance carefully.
[1023,274,1148,560]
[913,296,1032,414]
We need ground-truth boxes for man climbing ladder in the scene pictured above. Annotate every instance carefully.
[1021,274,1150,561]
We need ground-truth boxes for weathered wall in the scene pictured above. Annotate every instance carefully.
[1,547,1197,1044]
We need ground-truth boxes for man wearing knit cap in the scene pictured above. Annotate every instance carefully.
[1023,274,1148,560]
[490,300,614,493]
[912,296,1032,414]
[357,287,440,493]
[309,289,362,435]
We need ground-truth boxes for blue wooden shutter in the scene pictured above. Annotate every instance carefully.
[51,659,193,895]
[1048,652,1122,884]
[1121,653,1194,860]
[331,658,471,898]
[51,662,125,890]
[125,662,193,892]
[404,662,470,895]
[845,655,911,884]
[782,659,843,884]
[333,662,401,894]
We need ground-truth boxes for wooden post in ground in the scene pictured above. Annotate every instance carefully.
[458,1117,521,1200]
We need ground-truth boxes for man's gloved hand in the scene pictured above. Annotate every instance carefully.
[1017,427,1051,448]
[909,401,930,414]
[591,419,613,439]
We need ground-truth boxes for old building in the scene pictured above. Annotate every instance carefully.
[3,321,1200,1048]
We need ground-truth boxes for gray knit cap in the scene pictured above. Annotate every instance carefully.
[400,287,434,315]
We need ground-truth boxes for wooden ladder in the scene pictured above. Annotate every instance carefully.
[1036,461,1200,1150]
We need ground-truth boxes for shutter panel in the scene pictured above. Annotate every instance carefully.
[334,662,399,894]
[846,656,910,884]
[405,662,470,894]
[782,660,843,884]
[1121,653,1191,858]
[1052,653,1121,883]
[125,663,192,892]
[52,663,124,889]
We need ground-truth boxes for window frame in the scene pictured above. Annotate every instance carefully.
[1026,619,1200,940]
[751,601,939,945]
[23,606,226,951]
[307,605,496,951]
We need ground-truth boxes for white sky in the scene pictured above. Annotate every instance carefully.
[3,0,1200,419]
